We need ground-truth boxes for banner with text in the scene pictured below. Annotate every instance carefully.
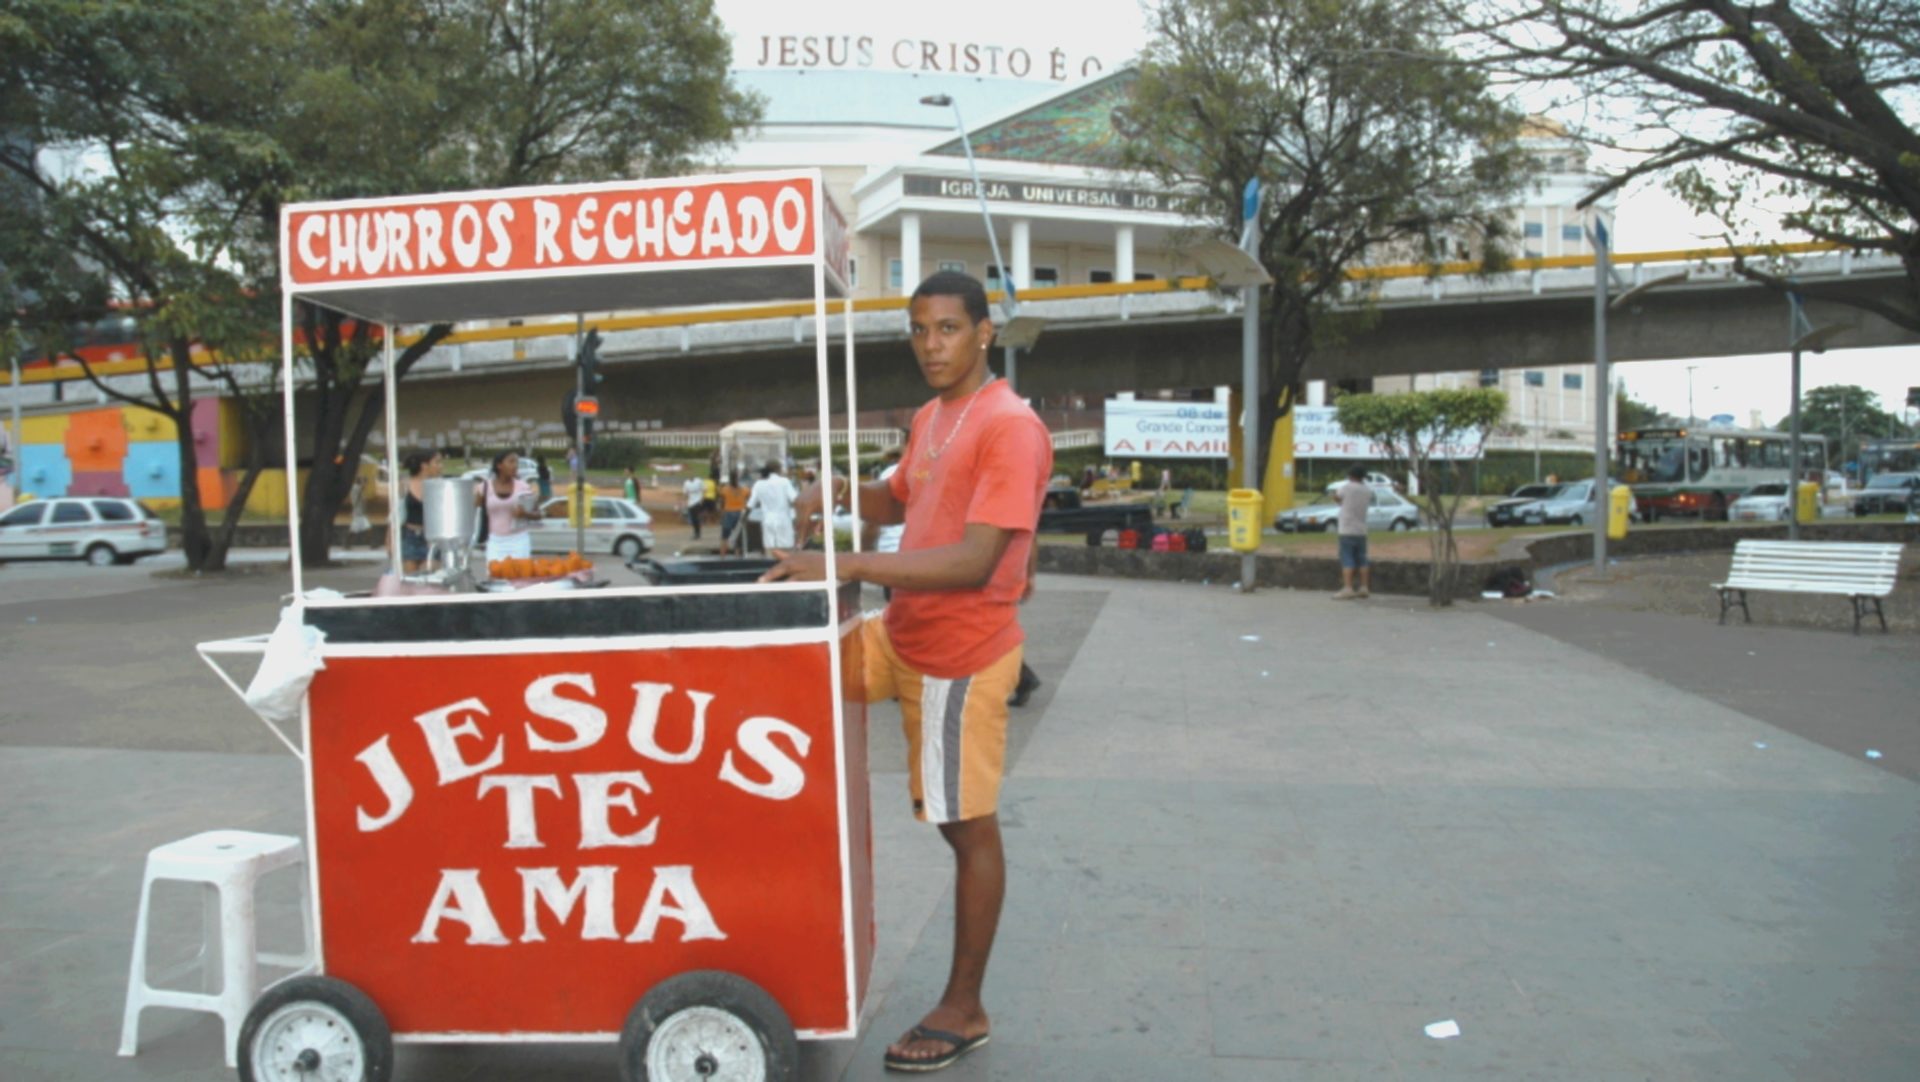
[1104,400,1230,459]
[1292,406,1485,461]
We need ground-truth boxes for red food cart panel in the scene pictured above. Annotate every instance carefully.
[304,638,870,1037]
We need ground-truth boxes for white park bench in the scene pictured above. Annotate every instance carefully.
[1715,540,1904,634]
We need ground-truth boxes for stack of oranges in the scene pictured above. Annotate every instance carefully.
[488,552,593,580]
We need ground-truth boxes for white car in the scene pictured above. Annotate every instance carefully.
[1730,483,1793,522]
[0,497,169,565]
[1323,471,1397,496]
[528,496,653,559]
[1276,489,1423,532]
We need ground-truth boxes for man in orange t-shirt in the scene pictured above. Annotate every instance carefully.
[763,271,1050,1073]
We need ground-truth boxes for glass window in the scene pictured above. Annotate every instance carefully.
[1561,224,1583,241]
[1562,372,1582,390]
[1032,267,1059,286]
[51,501,91,524]
[1479,369,1500,388]
[938,260,966,274]
[1524,371,1545,387]
[1132,271,1158,281]
[541,499,568,519]
[887,258,903,290]
[91,500,135,521]
[592,499,619,519]
[1523,222,1544,238]
[0,503,47,527]
[846,258,858,287]
[1089,269,1114,284]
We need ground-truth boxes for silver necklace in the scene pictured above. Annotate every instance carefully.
[925,376,996,461]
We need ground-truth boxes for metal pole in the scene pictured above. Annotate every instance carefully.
[8,353,19,496]
[1789,343,1803,541]
[1591,221,1611,575]
[381,325,401,576]
[574,314,586,557]
[936,97,1020,391]
[1239,198,1260,593]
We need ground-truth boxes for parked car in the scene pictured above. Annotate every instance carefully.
[1505,480,1638,527]
[1323,471,1397,496]
[528,496,653,559]
[0,497,168,565]
[459,459,544,487]
[1850,472,1920,516]
[1485,483,1563,527]
[1275,489,1422,533]
[1729,483,1793,522]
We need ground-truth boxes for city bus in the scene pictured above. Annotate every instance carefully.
[1616,426,1827,521]
[1860,438,1920,483]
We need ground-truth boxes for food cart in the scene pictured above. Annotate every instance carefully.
[198,170,871,1082]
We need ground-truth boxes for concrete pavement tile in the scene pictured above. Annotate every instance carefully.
[397,1040,623,1081]
[0,928,77,970]
[1209,1056,1403,1081]
[1471,913,1639,961]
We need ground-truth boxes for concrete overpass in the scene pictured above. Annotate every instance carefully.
[10,244,1913,438]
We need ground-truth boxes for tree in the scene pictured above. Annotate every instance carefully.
[1121,0,1534,495]
[1456,0,1920,333]
[0,0,294,571]
[267,0,761,566]
[1777,383,1910,468]
[1335,388,1509,606]
[1616,387,1670,431]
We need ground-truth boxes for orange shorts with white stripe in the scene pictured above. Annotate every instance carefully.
[859,617,1020,825]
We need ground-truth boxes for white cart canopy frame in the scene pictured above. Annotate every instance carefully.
[276,168,854,597]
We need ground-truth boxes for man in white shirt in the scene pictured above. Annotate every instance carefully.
[1333,465,1373,600]
[682,474,707,539]
[747,462,799,551]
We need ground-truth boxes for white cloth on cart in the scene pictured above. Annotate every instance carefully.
[485,530,532,563]
[243,606,327,726]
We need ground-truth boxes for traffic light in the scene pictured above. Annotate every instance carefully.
[577,328,603,390]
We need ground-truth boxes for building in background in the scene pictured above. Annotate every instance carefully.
[1364,117,1617,452]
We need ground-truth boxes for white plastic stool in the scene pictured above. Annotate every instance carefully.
[119,830,314,1067]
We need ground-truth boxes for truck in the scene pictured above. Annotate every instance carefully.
[1037,486,1155,539]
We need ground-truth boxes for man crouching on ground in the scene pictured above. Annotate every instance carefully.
[761,271,1051,1072]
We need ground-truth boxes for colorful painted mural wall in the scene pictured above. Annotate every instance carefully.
[15,399,249,510]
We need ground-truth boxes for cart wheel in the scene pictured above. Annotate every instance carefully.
[620,970,797,1082]
[238,975,393,1082]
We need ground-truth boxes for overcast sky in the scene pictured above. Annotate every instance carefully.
[711,0,1917,424]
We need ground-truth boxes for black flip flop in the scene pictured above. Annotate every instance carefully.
[883,1024,991,1073]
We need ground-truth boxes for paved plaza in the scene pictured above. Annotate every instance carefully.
[1,559,1916,1080]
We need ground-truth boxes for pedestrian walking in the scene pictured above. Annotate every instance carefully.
[535,454,553,504]
[718,472,748,555]
[763,271,1051,1073]
[682,474,706,540]
[1334,464,1372,600]
[747,462,798,551]
[623,466,639,502]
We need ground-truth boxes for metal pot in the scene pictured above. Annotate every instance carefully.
[421,478,477,544]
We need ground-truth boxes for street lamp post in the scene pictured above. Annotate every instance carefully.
[1785,293,1844,541]
[919,95,1038,392]
[1594,240,1688,575]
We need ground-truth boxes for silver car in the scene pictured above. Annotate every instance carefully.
[1275,489,1422,532]
[528,495,653,559]
[1729,483,1793,522]
[0,497,169,565]
[1507,480,1637,526]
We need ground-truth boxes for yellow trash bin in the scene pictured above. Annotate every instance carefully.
[1607,484,1632,541]
[566,481,594,528]
[1795,481,1819,524]
[1227,488,1264,552]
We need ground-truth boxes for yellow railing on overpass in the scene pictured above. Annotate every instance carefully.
[2,239,1855,386]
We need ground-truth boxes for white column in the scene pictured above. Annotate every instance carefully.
[1011,218,1031,289]
[1115,224,1135,319]
[1306,381,1326,407]
[899,213,921,297]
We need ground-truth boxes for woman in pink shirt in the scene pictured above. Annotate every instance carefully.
[477,451,536,563]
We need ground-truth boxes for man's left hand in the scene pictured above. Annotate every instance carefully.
[759,549,830,583]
